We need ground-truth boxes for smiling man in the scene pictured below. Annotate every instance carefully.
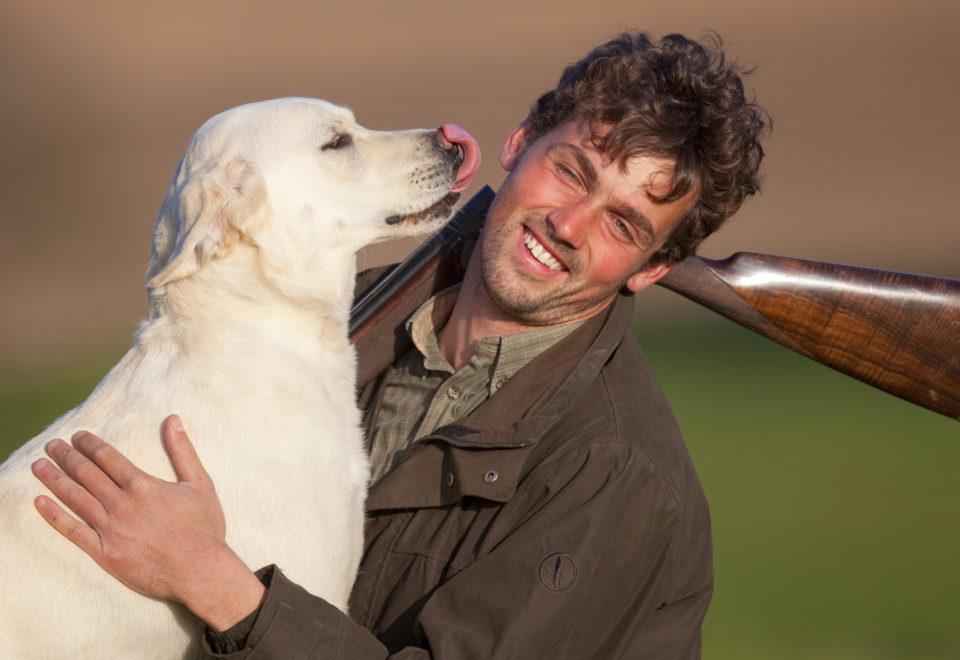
[32,32,767,658]
[454,121,688,328]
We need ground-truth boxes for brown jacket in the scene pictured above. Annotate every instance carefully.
[204,287,712,659]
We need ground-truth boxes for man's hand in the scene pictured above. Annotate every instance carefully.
[31,414,266,631]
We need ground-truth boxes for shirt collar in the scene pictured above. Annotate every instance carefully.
[405,284,583,389]
[406,285,460,373]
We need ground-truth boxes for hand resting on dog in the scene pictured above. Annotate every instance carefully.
[33,415,265,632]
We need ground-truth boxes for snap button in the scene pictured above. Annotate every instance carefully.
[446,472,455,487]
[483,470,499,484]
[446,386,462,400]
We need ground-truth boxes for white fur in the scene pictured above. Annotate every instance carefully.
[0,98,459,658]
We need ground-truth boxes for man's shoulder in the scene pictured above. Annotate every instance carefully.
[546,332,706,513]
[601,334,684,445]
[555,331,681,449]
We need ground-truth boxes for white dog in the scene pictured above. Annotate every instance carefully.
[0,98,480,658]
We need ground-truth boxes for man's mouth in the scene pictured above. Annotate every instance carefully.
[522,228,566,272]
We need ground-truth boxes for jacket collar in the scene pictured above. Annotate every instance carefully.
[365,289,636,512]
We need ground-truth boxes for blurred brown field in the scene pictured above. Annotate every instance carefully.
[1,1,958,658]
[2,0,958,377]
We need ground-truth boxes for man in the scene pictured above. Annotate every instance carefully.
[32,32,766,657]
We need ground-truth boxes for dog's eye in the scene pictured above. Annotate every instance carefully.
[321,133,353,151]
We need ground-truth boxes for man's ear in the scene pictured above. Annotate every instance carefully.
[500,123,533,172]
[147,156,267,289]
[625,262,672,294]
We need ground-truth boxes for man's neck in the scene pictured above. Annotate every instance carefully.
[437,254,541,370]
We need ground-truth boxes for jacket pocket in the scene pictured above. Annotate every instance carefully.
[392,500,497,576]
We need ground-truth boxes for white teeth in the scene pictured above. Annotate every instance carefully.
[523,230,563,271]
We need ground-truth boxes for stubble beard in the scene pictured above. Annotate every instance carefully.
[478,212,619,327]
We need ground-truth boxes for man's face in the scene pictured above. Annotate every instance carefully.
[479,119,696,326]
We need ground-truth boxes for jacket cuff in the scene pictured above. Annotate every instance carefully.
[202,565,386,659]
[203,566,272,655]
[204,607,260,654]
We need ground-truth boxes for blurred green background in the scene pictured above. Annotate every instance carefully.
[2,0,957,657]
[635,310,959,660]
[4,311,956,659]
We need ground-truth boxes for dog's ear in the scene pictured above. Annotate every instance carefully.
[147,156,267,289]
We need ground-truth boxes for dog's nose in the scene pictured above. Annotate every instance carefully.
[436,123,481,193]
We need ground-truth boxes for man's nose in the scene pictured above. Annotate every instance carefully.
[546,200,593,249]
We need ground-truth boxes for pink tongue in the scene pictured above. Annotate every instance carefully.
[441,123,482,193]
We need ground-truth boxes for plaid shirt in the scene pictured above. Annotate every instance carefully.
[365,286,582,484]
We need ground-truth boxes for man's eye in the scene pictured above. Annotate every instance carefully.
[556,163,580,184]
[612,217,633,239]
[322,133,353,151]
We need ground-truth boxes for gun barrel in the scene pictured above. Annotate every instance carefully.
[350,186,495,388]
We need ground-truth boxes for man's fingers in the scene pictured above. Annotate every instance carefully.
[69,431,147,491]
[32,457,108,528]
[162,415,209,484]
[33,494,103,560]
[45,437,124,504]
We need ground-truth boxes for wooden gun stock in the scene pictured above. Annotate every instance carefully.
[659,254,960,420]
[350,186,960,420]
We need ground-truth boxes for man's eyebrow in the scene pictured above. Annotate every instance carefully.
[551,143,656,246]
[550,143,598,188]
[614,204,655,246]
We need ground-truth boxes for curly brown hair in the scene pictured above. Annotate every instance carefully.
[525,32,769,265]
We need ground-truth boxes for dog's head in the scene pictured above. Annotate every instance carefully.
[146,98,480,298]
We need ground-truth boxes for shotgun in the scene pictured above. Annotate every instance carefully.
[350,186,960,420]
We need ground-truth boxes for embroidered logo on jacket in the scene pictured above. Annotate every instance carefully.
[539,553,576,591]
